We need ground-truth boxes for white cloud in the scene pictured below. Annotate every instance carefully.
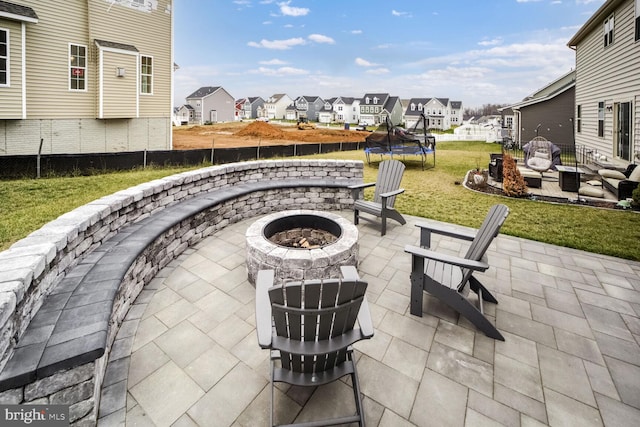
[247,37,306,49]
[260,59,287,65]
[391,10,412,17]
[351,30,362,35]
[366,68,390,75]
[308,34,335,44]
[278,1,310,17]
[355,57,378,67]
[251,66,309,76]
[478,38,503,47]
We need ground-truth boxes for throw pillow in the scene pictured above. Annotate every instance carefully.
[599,169,626,180]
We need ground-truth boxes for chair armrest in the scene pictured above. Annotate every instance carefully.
[340,265,360,281]
[348,182,376,190]
[415,221,475,248]
[404,244,489,272]
[357,296,374,338]
[255,269,275,349]
[339,265,373,338]
[380,188,405,199]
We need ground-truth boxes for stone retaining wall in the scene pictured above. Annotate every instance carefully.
[0,159,363,425]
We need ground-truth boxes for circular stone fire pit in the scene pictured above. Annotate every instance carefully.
[245,210,359,285]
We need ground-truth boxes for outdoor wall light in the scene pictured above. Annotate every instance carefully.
[606,105,613,112]
[116,67,126,77]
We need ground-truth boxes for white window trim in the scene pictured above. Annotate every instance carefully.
[69,43,87,92]
[604,14,614,47]
[140,54,153,95]
[0,27,9,87]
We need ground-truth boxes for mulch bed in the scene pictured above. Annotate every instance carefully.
[467,181,634,210]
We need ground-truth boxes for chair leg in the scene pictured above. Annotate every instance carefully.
[423,275,504,340]
[349,352,366,426]
[353,208,359,225]
[385,209,406,226]
[270,360,276,427]
[469,276,498,304]
[381,212,387,236]
[409,265,425,317]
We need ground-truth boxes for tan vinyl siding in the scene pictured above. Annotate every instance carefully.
[23,1,95,118]
[575,0,639,158]
[100,50,137,118]
[88,0,172,118]
[1,1,172,154]
[0,20,23,118]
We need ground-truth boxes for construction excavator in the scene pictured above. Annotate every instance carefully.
[297,117,316,130]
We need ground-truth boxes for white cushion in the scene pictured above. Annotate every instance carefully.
[579,186,604,198]
[517,167,542,178]
[628,166,640,182]
[586,180,602,186]
[534,151,550,158]
[598,169,626,180]
[603,178,620,189]
[527,157,552,170]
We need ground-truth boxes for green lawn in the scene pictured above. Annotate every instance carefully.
[1,143,638,261]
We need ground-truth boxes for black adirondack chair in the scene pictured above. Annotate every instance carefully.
[404,204,510,340]
[255,266,374,426]
[349,159,406,236]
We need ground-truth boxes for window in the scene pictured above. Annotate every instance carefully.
[597,102,604,137]
[418,103,423,111]
[411,103,416,111]
[604,14,614,47]
[636,0,640,41]
[140,55,153,94]
[69,44,86,91]
[576,105,582,133]
[0,29,7,86]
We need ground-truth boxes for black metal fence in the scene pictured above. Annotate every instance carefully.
[0,142,362,179]
[500,138,579,168]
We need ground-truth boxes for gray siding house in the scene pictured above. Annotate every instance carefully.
[359,93,404,126]
[287,96,325,121]
[186,86,235,124]
[503,70,576,147]
[568,0,639,166]
[240,97,264,120]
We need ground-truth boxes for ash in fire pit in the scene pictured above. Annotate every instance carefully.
[264,214,341,249]
[246,210,359,285]
[269,228,337,248]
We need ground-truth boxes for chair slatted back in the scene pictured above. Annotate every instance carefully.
[269,278,367,374]
[373,160,405,208]
[459,204,509,287]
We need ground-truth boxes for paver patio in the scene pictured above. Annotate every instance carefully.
[98,211,640,426]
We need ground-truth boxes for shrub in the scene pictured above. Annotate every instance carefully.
[632,185,640,207]
[502,153,528,197]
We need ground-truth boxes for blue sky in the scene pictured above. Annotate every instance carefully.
[173,0,606,109]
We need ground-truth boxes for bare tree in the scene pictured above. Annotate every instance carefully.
[464,103,509,118]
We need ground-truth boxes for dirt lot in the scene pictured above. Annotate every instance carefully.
[172,121,368,150]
